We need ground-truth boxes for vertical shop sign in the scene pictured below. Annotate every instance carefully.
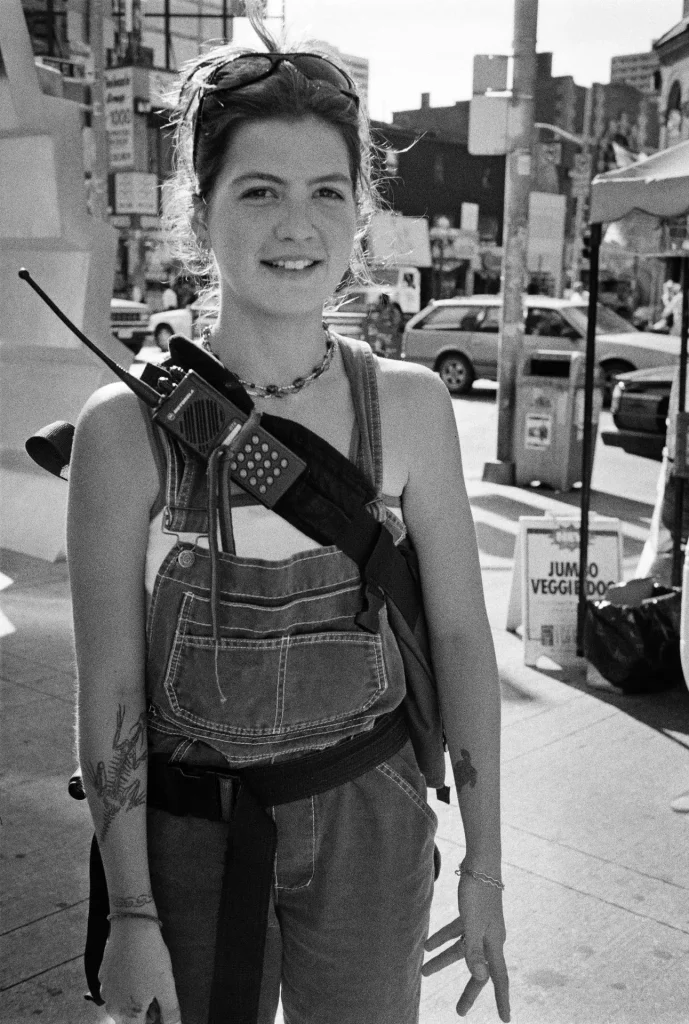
[104,68,134,168]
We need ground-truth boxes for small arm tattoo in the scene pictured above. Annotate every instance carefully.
[85,704,147,845]
[112,892,154,910]
[452,749,478,794]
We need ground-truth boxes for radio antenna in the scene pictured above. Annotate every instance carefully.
[18,268,162,408]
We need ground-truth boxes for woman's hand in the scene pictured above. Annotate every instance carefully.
[422,874,510,1022]
[100,920,182,1024]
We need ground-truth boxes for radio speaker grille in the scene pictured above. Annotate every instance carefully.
[178,398,224,454]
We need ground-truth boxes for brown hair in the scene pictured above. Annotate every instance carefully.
[162,4,378,300]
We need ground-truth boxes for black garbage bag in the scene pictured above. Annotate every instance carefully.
[583,580,684,694]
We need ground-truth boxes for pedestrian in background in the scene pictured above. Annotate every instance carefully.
[161,282,178,309]
[66,4,509,1023]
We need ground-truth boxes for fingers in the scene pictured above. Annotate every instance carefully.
[487,949,511,1023]
[424,916,464,952]
[456,975,488,1017]
[157,995,182,1024]
[421,937,466,977]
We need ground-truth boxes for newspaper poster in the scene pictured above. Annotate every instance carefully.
[506,515,623,666]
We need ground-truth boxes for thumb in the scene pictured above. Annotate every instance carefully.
[465,946,490,983]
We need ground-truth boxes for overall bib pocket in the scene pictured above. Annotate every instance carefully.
[162,591,391,739]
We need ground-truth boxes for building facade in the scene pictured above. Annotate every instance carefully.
[610,51,660,95]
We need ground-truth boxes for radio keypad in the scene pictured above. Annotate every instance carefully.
[227,425,305,508]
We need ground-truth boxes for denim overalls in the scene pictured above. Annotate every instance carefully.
[144,338,438,1024]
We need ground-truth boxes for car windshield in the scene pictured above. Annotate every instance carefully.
[565,303,634,335]
[371,269,399,286]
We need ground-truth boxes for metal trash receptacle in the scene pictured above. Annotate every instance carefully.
[513,350,603,491]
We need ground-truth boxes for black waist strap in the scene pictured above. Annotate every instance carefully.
[84,708,408,1024]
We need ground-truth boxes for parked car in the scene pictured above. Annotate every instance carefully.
[148,296,216,350]
[110,297,150,353]
[400,295,681,402]
[600,365,673,461]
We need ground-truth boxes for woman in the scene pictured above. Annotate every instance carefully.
[68,10,508,1024]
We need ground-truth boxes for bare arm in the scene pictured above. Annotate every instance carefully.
[394,367,501,869]
[68,383,159,905]
[381,363,509,1020]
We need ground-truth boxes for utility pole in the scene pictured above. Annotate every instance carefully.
[569,85,594,289]
[483,0,538,485]
[89,0,109,221]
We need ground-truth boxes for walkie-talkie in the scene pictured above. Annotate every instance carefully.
[19,269,306,507]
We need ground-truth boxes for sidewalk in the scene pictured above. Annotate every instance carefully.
[1,480,688,1024]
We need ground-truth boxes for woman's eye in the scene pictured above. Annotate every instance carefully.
[240,187,276,200]
[315,187,346,200]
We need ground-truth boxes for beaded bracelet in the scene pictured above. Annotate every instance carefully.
[455,863,505,890]
[107,911,163,927]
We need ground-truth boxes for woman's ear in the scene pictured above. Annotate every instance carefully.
[191,194,210,248]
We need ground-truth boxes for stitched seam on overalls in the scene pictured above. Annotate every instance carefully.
[274,635,289,732]
[170,581,362,609]
[375,763,438,827]
[274,796,316,891]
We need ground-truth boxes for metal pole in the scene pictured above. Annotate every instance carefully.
[671,256,689,586]
[576,220,602,656]
[483,0,538,485]
[89,0,109,221]
[569,87,593,289]
[165,0,171,70]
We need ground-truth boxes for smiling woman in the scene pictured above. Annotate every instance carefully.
[66,4,508,1024]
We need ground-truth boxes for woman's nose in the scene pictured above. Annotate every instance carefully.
[274,198,316,242]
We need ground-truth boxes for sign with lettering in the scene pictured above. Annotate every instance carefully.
[104,68,134,168]
[506,515,622,666]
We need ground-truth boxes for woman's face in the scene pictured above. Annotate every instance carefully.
[205,115,358,319]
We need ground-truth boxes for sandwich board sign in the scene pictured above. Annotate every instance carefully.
[506,515,623,666]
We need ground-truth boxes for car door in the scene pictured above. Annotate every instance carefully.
[524,307,582,355]
[404,303,481,369]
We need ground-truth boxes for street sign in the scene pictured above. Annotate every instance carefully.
[114,172,158,215]
[506,515,623,666]
[468,94,510,155]
[104,67,134,168]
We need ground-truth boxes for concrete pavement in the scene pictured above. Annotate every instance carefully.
[1,478,688,1024]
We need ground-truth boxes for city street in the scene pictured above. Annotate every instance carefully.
[1,390,688,1024]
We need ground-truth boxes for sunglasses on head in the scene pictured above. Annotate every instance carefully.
[190,52,360,173]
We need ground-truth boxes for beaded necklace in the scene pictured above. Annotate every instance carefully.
[200,325,336,398]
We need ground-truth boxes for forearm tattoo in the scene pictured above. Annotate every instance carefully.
[85,704,147,845]
[112,891,154,910]
[452,749,478,794]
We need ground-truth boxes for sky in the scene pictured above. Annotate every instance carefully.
[229,0,685,121]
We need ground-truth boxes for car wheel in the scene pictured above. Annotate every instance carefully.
[437,353,474,395]
[154,324,174,351]
[600,359,635,408]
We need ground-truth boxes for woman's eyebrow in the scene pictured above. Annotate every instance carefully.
[231,172,351,186]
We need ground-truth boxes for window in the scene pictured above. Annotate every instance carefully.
[525,308,580,339]
[477,306,500,333]
[420,305,481,331]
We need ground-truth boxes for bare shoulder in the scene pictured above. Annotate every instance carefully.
[375,357,457,460]
[71,382,159,513]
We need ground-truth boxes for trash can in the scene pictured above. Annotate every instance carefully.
[513,350,603,491]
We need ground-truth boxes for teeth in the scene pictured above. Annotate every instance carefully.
[268,259,316,270]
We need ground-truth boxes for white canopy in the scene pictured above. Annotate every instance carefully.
[589,140,689,225]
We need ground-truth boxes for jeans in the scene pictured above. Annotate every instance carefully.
[147,739,437,1024]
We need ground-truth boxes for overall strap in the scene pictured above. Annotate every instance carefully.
[338,338,384,494]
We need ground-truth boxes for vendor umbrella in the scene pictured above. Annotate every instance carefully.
[577,140,689,653]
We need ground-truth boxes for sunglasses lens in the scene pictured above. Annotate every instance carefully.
[211,54,274,90]
[288,55,354,93]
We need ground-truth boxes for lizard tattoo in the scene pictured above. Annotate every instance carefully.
[85,704,147,845]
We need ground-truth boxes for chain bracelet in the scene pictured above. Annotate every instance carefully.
[455,863,505,890]
[107,911,163,927]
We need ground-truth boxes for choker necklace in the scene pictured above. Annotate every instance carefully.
[200,325,336,398]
